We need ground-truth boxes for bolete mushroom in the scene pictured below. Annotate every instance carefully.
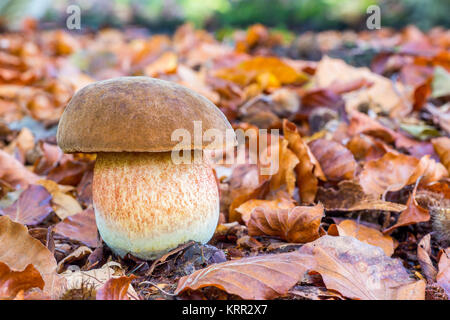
[57,77,235,259]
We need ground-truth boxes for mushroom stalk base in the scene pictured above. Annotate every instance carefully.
[93,152,220,260]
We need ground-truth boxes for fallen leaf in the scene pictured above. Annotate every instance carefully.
[248,204,324,243]
[417,234,437,282]
[0,149,39,189]
[96,275,137,300]
[328,220,395,256]
[57,246,92,273]
[436,248,449,296]
[268,138,299,196]
[38,179,82,219]
[431,66,450,98]
[432,136,450,173]
[308,139,357,181]
[0,262,44,299]
[384,181,429,234]
[359,152,446,198]
[54,207,99,248]
[235,196,295,225]
[317,180,406,212]
[0,216,62,296]
[175,251,311,299]
[298,236,425,300]
[61,261,138,300]
[283,120,325,203]
[0,184,53,225]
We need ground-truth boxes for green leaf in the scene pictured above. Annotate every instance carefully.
[400,123,441,141]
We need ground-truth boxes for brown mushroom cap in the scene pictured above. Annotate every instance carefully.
[57,77,234,153]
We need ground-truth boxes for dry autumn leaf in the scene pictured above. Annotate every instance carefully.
[432,137,450,172]
[175,251,312,299]
[436,248,449,296]
[308,138,357,181]
[298,236,425,300]
[248,204,324,243]
[0,262,44,300]
[317,180,407,212]
[0,216,62,296]
[328,220,395,256]
[37,179,82,220]
[0,184,53,225]
[417,234,437,282]
[54,207,99,248]
[384,180,429,234]
[0,149,39,189]
[235,196,295,225]
[96,275,137,300]
[283,119,325,203]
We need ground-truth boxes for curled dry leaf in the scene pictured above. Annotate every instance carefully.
[175,251,312,300]
[248,204,324,243]
[0,149,39,189]
[316,180,406,212]
[96,275,137,300]
[308,138,357,181]
[268,138,299,196]
[54,207,99,248]
[0,262,44,300]
[236,196,295,225]
[0,216,61,296]
[384,181,429,234]
[0,184,53,225]
[57,246,92,273]
[283,120,325,203]
[436,248,449,296]
[298,236,425,300]
[417,234,437,282]
[37,179,82,220]
[432,137,450,173]
[328,220,394,256]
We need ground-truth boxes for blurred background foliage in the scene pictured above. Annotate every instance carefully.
[0,0,449,32]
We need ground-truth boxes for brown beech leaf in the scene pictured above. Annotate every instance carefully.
[0,216,61,296]
[61,261,138,300]
[298,236,425,300]
[308,139,357,181]
[346,134,391,161]
[384,181,429,234]
[283,120,325,203]
[175,251,312,299]
[432,137,450,173]
[317,180,406,212]
[57,246,92,273]
[33,141,63,176]
[47,154,94,186]
[248,204,324,243]
[417,234,437,282]
[0,149,39,189]
[328,220,394,256]
[358,152,447,198]
[436,248,449,296]
[54,207,99,248]
[96,275,137,300]
[0,262,44,299]
[37,179,82,220]
[0,184,53,225]
[268,138,299,196]
[236,196,295,225]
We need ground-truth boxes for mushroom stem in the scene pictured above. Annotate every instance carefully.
[92,152,219,260]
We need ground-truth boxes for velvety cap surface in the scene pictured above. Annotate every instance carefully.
[57,77,234,153]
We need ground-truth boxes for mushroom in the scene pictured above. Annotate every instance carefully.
[57,77,235,259]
